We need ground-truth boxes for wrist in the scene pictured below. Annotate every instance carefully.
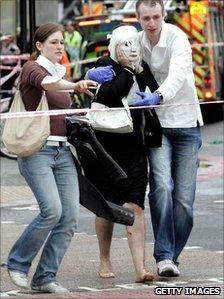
[124,66,135,75]
[155,91,164,104]
[135,65,144,74]
[73,82,79,91]
[122,62,133,68]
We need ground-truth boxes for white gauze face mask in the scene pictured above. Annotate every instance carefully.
[108,25,141,64]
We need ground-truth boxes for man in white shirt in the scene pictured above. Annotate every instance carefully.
[87,0,203,279]
[133,0,203,277]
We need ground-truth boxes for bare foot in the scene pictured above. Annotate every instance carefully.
[98,261,115,278]
[135,272,154,283]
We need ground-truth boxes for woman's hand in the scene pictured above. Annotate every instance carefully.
[134,50,143,74]
[74,80,98,97]
[116,47,133,69]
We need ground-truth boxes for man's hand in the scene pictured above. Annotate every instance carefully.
[132,91,160,109]
[88,66,114,84]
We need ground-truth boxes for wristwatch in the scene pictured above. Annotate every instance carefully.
[155,91,164,104]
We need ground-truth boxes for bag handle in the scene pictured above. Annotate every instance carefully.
[15,73,46,100]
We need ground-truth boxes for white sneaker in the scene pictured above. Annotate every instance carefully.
[31,282,70,294]
[157,259,180,277]
[8,269,29,289]
[171,263,180,276]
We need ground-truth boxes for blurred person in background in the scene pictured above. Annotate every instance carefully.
[0,34,21,97]
[63,20,82,79]
[1,34,21,63]
[59,50,72,81]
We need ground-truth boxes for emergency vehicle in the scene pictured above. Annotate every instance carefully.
[75,0,224,121]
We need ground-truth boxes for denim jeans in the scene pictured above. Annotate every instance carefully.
[148,127,202,263]
[7,145,79,286]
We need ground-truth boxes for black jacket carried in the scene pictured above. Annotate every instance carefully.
[66,117,135,226]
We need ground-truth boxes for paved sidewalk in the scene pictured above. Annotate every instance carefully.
[1,230,223,298]
[1,122,223,298]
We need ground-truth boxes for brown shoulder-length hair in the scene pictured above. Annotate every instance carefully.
[31,22,64,60]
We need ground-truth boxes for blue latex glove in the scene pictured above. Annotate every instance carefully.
[88,66,114,84]
[132,91,160,109]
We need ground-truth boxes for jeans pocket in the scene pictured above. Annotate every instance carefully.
[40,143,47,150]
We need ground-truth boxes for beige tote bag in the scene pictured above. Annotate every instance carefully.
[2,90,50,157]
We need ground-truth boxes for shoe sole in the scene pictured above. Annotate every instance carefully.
[158,269,180,277]
[31,288,48,293]
[31,287,70,294]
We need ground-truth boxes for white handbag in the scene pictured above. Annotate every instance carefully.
[88,97,133,133]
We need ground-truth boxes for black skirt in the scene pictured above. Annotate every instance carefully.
[83,146,148,210]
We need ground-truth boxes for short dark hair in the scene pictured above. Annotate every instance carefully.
[136,0,165,14]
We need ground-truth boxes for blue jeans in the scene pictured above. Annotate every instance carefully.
[148,127,202,263]
[7,145,79,286]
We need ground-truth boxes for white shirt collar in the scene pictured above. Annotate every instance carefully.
[35,55,66,78]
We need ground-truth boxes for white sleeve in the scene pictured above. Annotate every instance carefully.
[158,34,193,101]
[41,75,61,86]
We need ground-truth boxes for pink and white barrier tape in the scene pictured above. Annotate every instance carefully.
[191,42,224,48]
[0,54,30,60]
[1,101,223,120]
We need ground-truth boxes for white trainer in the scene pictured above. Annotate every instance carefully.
[157,259,180,277]
[8,269,29,289]
[31,282,70,294]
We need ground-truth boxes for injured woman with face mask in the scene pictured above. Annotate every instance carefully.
[85,25,162,283]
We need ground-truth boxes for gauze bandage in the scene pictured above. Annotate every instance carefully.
[108,25,140,63]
